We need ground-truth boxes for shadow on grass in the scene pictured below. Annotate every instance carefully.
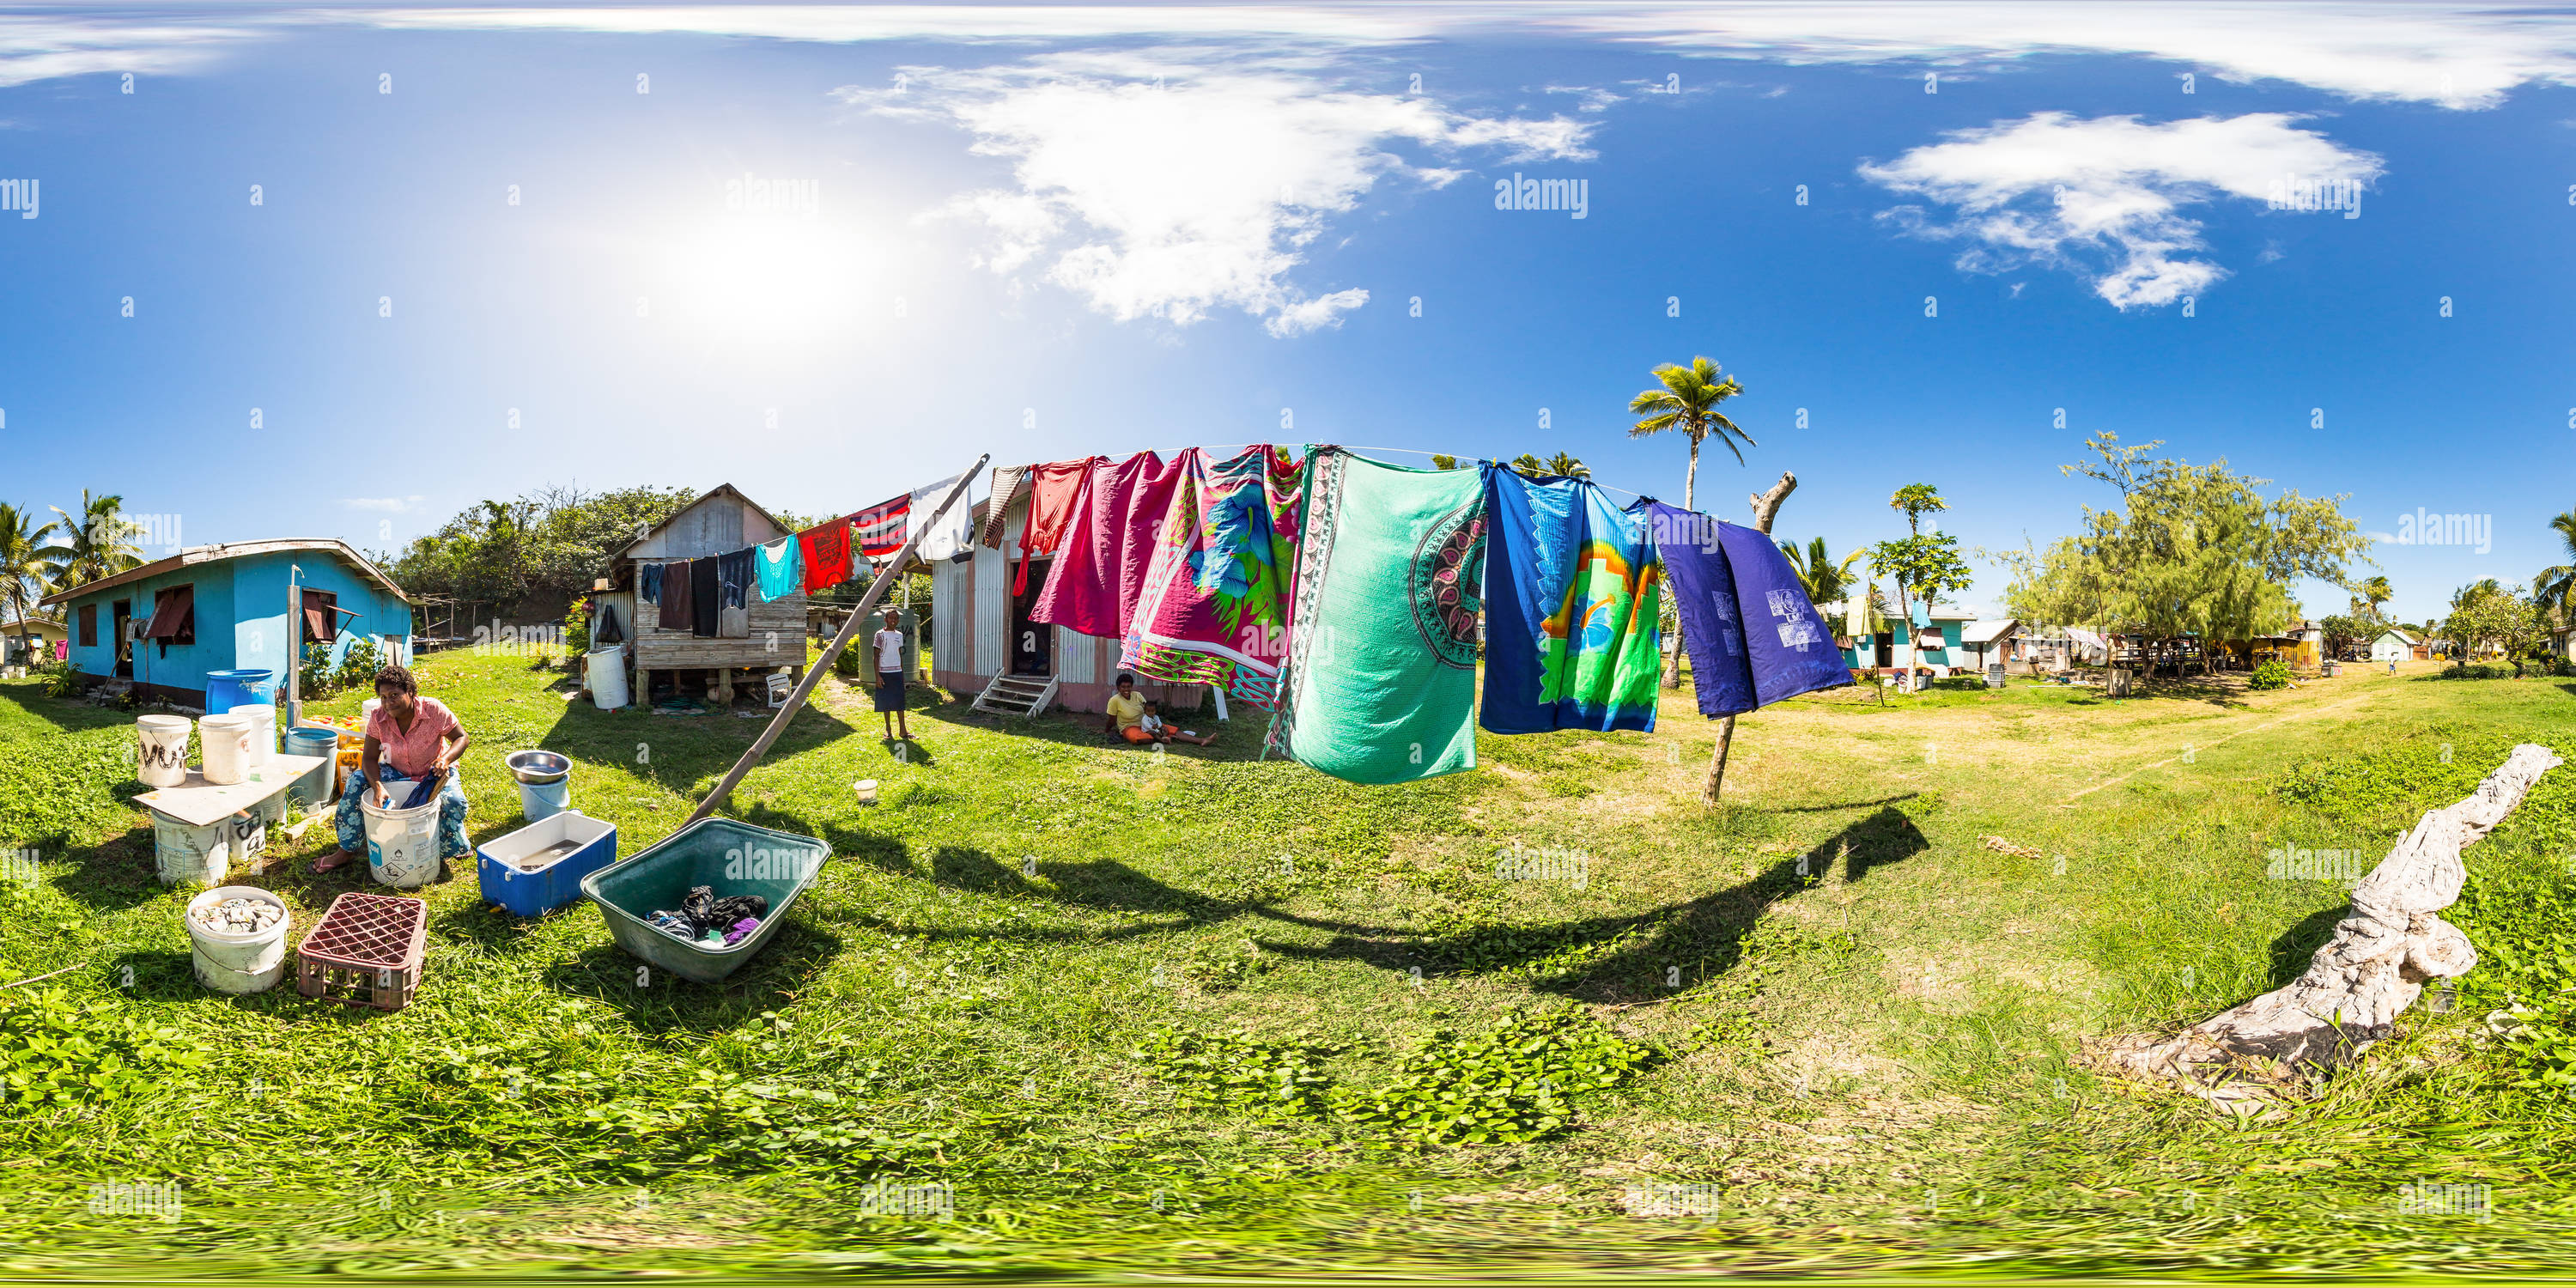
[2267,902,2348,989]
[538,921,848,1034]
[1261,805,1932,1004]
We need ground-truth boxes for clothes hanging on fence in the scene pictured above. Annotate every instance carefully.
[851,495,908,559]
[690,556,720,639]
[658,561,696,633]
[1030,452,1186,640]
[1266,451,1488,785]
[1015,457,1098,594]
[1118,445,1303,710]
[1480,471,1662,733]
[799,520,853,594]
[755,537,801,602]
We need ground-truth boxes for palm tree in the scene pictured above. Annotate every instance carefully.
[0,503,58,659]
[1778,536,1863,614]
[1505,452,1590,480]
[42,490,144,590]
[1627,355,1750,513]
[2356,574,2394,623]
[2531,510,2576,629]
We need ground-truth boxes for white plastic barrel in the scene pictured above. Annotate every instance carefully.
[184,886,289,993]
[137,714,191,787]
[198,714,253,786]
[228,702,276,768]
[588,648,629,709]
[361,789,442,888]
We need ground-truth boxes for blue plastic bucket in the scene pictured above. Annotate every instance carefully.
[518,775,571,823]
[204,669,277,715]
[284,726,338,807]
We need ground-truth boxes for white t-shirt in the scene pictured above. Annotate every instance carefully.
[874,627,904,672]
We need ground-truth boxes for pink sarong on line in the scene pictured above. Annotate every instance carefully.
[1117,446,1303,709]
[1030,452,1186,640]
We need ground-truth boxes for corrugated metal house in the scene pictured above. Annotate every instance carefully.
[605,483,807,705]
[930,479,1210,715]
[39,540,411,708]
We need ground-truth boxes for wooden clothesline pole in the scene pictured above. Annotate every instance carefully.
[685,456,988,826]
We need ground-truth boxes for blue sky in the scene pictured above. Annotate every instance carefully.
[4,3,2573,623]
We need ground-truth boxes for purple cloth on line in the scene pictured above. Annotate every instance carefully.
[1648,503,1850,716]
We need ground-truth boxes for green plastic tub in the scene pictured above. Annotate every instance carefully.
[580,817,828,983]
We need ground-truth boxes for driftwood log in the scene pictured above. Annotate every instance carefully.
[2099,743,2561,1110]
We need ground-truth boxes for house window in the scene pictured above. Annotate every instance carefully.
[143,583,196,647]
[301,588,341,643]
[77,604,96,647]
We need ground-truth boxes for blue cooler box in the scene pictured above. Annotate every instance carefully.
[478,811,617,916]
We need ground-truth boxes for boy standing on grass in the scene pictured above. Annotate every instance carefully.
[873,606,911,743]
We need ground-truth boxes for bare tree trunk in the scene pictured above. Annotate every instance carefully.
[2097,743,2563,1114]
[1663,440,1704,690]
[1703,472,1797,806]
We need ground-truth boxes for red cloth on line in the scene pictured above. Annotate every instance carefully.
[1029,452,1185,639]
[799,521,854,594]
[1014,457,1101,595]
[850,495,909,558]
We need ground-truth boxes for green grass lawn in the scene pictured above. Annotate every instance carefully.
[5,652,2576,1277]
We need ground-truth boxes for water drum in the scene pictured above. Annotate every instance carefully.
[361,789,443,888]
[136,714,191,788]
[198,714,253,786]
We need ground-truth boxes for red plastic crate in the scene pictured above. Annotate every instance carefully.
[295,892,428,1011]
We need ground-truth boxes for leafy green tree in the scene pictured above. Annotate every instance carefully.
[41,490,143,590]
[2443,580,2543,677]
[1504,453,1589,480]
[2354,574,2394,623]
[388,485,695,620]
[1627,355,1748,512]
[1868,484,1973,681]
[2318,613,2373,661]
[2530,510,2576,629]
[0,504,58,658]
[1779,537,1863,616]
[1996,433,2372,678]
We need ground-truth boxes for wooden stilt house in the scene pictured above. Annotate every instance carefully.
[604,484,806,706]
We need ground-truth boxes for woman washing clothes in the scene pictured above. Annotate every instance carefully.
[314,664,473,875]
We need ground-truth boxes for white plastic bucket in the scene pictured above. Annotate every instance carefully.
[150,807,265,885]
[137,714,191,787]
[184,885,289,993]
[361,788,443,888]
[198,714,253,786]
[588,647,629,709]
[228,703,276,768]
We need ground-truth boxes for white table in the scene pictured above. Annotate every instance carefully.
[139,754,328,883]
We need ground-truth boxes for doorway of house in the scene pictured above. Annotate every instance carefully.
[1872,632,1892,670]
[112,599,133,678]
[1008,561,1053,677]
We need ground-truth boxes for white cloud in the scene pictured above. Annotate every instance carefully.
[1549,3,2576,109]
[0,16,251,88]
[340,496,423,513]
[839,52,1593,336]
[1859,112,2384,308]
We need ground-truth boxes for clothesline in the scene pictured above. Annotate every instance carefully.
[1014,442,1653,501]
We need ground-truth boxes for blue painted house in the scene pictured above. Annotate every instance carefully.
[1822,600,1982,675]
[39,540,411,709]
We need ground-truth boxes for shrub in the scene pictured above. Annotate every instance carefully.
[335,637,385,692]
[299,641,340,699]
[2247,659,2292,690]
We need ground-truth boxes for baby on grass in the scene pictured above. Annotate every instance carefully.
[1139,701,1213,746]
